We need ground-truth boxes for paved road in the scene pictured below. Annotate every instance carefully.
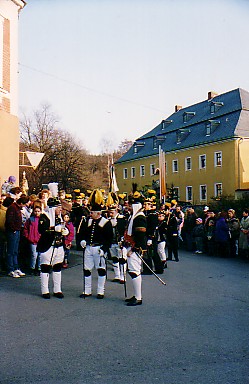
[0,250,248,384]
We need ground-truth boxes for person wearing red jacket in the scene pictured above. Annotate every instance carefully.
[62,213,74,268]
[23,205,42,275]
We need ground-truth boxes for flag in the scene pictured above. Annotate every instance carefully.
[109,155,119,193]
[159,145,166,202]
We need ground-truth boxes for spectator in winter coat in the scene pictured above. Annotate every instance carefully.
[23,205,42,274]
[62,213,75,268]
[227,209,240,257]
[214,211,230,257]
[192,218,205,254]
[183,207,197,251]
[238,209,249,259]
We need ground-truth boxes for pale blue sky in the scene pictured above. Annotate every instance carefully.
[19,0,249,154]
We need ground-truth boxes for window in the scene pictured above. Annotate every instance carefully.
[176,128,191,143]
[161,119,172,130]
[200,185,207,201]
[172,159,178,173]
[210,101,224,114]
[206,120,220,136]
[186,186,192,201]
[215,183,222,197]
[214,151,222,167]
[131,167,136,178]
[199,154,206,169]
[183,111,195,123]
[133,141,145,154]
[185,157,192,171]
[150,164,155,176]
[123,168,128,179]
[140,165,145,177]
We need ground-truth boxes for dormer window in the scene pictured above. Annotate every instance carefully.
[183,111,195,123]
[176,128,191,144]
[161,119,173,130]
[210,101,224,114]
[206,120,220,136]
[153,135,166,150]
[133,141,145,154]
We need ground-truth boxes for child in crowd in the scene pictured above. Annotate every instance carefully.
[23,205,42,275]
[192,218,205,254]
[62,213,74,268]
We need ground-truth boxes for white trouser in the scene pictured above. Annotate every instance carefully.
[157,241,167,261]
[83,245,106,295]
[127,248,142,300]
[40,271,62,294]
[40,246,64,294]
[40,246,64,266]
[110,245,127,280]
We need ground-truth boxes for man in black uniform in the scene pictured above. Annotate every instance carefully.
[124,192,147,306]
[107,204,127,283]
[37,198,69,299]
[78,191,113,299]
[143,199,164,274]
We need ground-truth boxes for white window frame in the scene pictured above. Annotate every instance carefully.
[185,157,191,171]
[172,159,178,173]
[214,151,222,167]
[186,186,192,201]
[131,167,136,179]
[150,164,155,176]
[123,168,128,179]
[199,154,206,169]
[214,183,222,197]
[140,165,145,177]
[200,185,207,201]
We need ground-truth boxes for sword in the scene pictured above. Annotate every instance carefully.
[136,248,166,285]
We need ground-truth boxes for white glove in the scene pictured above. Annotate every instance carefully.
[80,240,86,248]
[61,227,69,236]
[54,225,62,233]
[99,249,105,257]
[147,239,153,246]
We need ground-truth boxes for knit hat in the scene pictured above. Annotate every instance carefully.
[196,218,203,223]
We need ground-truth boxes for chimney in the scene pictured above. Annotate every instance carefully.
[175,105,182,112]
[208,91,218,100]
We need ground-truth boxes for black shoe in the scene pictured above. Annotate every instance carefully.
[125,296,136,303]
[79,293,92,298]
[112,278,120,283]
[53,292,64,299]
[42,293,50,299]
[175,259,179,262]
[126,299,142,306]
[155,270,164,274]
[97,294,104,299]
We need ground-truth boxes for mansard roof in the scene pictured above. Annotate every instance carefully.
[116,88,249,164]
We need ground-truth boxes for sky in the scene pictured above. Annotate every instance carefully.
[18,0,249,155]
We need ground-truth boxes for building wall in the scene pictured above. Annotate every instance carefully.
[115,139,246,204]
[0,0,26,188]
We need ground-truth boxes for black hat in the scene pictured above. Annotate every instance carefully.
[47,197,61,208]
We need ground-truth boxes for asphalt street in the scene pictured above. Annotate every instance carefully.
[0,249,248,384]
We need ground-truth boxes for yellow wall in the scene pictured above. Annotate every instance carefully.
[0,110,19,187]
[115,140,246,204]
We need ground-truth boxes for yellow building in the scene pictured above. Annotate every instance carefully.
[115,89,249,204]
[0,0,26,188]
